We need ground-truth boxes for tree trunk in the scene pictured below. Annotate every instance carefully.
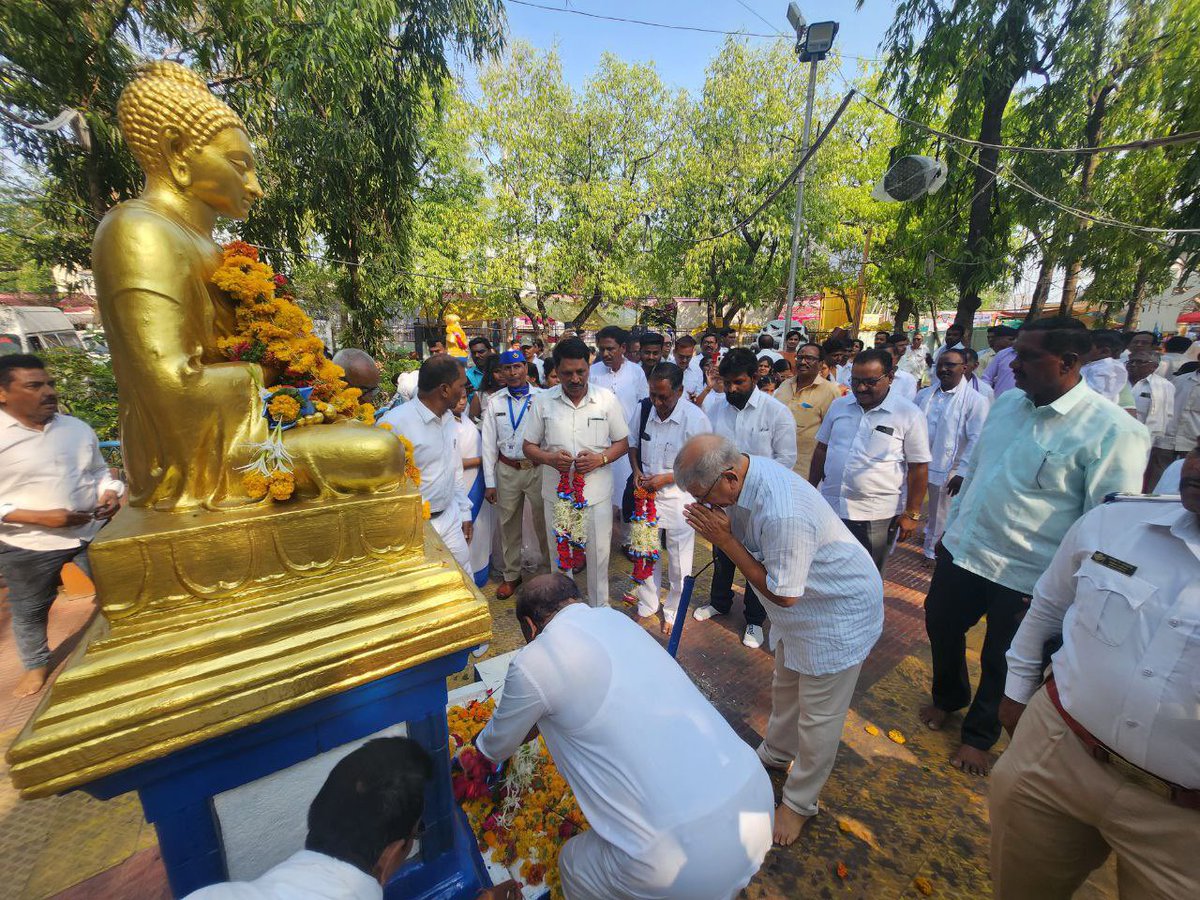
[893,292,915,331]
[1026,251,1055,322]
[1122,258,1149,330]
[1058,87,1112,313]
[955,1,1028,332]
[569,285,604,332]
[1059,0,1120,314]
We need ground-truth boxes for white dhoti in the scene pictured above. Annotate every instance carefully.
[544,495,613,608]
[558,769,773,900]
[431,508,472,575]
[632,490,695,621]
[922,481,951,559]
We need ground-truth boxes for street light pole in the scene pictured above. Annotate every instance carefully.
[782,55,819,335]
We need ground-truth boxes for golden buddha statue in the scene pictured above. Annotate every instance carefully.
[6,62,490,799]
[93,61,403,510]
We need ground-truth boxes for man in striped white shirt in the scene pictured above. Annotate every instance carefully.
[678,434,883,847]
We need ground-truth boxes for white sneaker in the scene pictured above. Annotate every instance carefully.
[742,625,764,649]
[471,643,489,658]
[692,604,723,622]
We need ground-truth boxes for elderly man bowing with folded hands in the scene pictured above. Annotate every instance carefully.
[676,433,883,846]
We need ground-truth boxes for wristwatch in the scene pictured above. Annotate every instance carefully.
[902,511,925,522]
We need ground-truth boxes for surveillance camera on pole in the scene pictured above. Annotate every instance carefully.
[872,155,948,202]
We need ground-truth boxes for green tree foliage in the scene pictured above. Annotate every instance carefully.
[471,42,570,332]
[652,39,803,327]
[0,187,57,293]
[875,0,1065,327]
[42,346,119,440]
[406,88,494,322]
[178,0,506,353]
[0,0,149,266]
[2,1,506,354]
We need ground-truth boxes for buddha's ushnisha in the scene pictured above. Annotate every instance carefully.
[94,62,405,510]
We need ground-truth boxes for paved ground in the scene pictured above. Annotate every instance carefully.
[0,541,1117,899]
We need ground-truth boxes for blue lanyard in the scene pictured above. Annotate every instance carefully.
[507,394,531,433]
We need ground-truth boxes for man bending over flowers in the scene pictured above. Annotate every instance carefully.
[474,574,773,899]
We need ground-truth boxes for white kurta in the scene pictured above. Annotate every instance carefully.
[589,360,649,525]
[628,398,712,618]
[476,604,773,898]
[915,382,989,558]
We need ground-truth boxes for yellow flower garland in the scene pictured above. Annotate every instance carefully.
[211,241,365,415]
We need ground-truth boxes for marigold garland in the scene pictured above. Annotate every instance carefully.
[212,241,365,415]
[448,697,588,898]
[553,471,587,571]
[213,241,396,502]
[628,487,660,583]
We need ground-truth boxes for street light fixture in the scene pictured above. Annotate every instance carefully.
[781,6,838,334]
[800,21,840,61]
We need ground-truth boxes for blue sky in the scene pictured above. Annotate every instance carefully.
[492,0,898,93]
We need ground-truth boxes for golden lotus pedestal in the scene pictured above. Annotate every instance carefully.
[6,491,494,897]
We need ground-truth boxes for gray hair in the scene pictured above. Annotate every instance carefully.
[674,434,742,495]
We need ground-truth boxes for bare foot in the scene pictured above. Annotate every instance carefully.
[772,804,813,846]
[12,667,48,698]
[919,704,949,730]
[951,743,993,776]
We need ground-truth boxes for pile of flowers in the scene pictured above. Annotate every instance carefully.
[210,241,381,501]
[448,697,588,898]
[553,471,587,571]
[627,486,660,583]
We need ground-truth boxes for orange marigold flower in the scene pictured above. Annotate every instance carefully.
[242,471,269,500]
[268,470,295,501]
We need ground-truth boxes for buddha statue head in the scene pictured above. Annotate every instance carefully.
[118,61,262,221]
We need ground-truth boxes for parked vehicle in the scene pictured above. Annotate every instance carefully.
[0,306,85,354]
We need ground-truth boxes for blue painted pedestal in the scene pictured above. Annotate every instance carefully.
[82,650,488,899]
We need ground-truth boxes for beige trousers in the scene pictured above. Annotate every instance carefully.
[756,652,862,817]
[495,463,548,583]
[990,686,1200,899]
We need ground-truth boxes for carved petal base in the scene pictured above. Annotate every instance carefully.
[6,492,491,798]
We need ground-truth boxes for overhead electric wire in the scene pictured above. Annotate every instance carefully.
[665,88,858,246]
[942,141,1200,237]
[858,89,1200,156]
[507,0,884,61]
[732,0,784,35]
[507,0,780,38]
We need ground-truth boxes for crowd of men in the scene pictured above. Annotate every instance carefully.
[2,314,1198,898]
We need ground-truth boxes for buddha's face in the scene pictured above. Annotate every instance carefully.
[186,127,263,220]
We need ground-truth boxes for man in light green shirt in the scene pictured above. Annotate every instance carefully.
[920,317,1149,777]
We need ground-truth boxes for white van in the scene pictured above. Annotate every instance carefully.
[0,306,85,354]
